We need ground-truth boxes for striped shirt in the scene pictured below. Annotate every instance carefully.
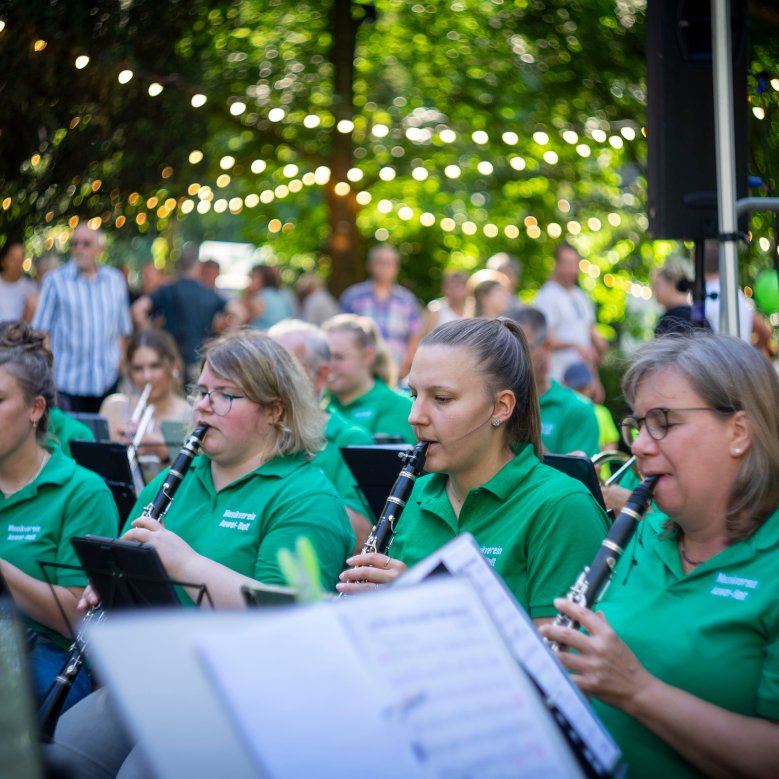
[32,261,132,395]
[338,281,421,370]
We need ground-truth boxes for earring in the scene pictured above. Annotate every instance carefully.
[491,418,501,428]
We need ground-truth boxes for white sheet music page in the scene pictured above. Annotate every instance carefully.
[198,577,582,779]
[398,533,623,775]
[196,605,431,779]
[340,577,583,779]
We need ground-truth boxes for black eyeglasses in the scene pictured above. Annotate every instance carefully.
[186,385,245,416]
[70,239,95,247]
[619,406,733,449]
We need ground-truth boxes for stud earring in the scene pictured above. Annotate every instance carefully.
[491,418,501,428]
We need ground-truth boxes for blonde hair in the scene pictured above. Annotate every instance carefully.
[623,334,779,542]
[322,314,397,387]
[202,328,325,458]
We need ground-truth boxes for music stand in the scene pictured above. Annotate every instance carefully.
[340,445,415,521]
[70,440,139,528]
[543,453,607,511]
[241,583,297,608]
[68,412,111,442]
[38,538,211,617]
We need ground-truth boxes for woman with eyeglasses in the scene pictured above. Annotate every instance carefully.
[48,328,355,779]
[541,334,779,779]
[114,327,354,601]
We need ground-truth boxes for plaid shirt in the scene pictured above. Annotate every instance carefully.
[32,261,132,395]
[338,281,421,369]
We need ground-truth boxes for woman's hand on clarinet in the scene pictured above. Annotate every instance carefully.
[539,597,655,714]
[122,516,196,581]
[335,553,407,594]
[77,583,101,612]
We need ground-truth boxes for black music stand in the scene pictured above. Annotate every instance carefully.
[241,583,297,608]
[70,440,139,529]
[543,453,607,511]
[340,444,415,521]
[38,538,211,616]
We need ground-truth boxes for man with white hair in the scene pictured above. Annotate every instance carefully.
[32,224,132,413]
[269,319,375,552]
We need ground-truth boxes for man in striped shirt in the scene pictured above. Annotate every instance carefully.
[32,225,132,413]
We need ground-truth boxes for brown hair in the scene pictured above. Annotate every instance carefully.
[322,314,398,387]
[0,322,56,443]
[421,317,542,457]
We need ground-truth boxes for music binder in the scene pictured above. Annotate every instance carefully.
[397,532,625,778]
[86,576,597,779]
[69,440,140,528]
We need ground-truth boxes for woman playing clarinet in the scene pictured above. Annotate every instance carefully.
[0,323,118,712]
[47,328,354,778]
[541,334,779,778]
[338,317,609,625]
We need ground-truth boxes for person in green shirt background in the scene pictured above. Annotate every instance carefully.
[506,306,600,457]
[0,322,118,713]
[542,334,779,778]
[322,313,415,444]
[47,406,95,455]
[269,318,375,553]
[337,317,608,624]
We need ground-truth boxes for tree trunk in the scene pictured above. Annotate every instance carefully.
[326,0,363,297]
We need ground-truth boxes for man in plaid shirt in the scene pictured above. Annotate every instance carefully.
[338,245,422,379]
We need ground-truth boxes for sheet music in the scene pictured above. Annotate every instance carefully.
[398,533,622,775]
[340,579,583,779]
[197,578,583,779]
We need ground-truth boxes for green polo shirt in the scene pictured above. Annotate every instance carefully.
[593,506,779,779]
[312,409,373,516]
[325,379,415,444]
[47,407,95,456]
[126,453,354,592]
[539,379,600,456]
[0,446,119,646]
[391,444,609,618]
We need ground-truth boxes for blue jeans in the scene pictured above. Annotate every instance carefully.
[29,631,93,717]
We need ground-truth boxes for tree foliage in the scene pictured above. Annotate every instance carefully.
[1,0,778,326]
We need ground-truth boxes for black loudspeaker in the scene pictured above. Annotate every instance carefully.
[646,0,748,240]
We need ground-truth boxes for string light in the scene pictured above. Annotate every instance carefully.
[189,150,204,164]
[411,167,429,181]
[532,131,549,145]
[251,160,267,174]
[219,156,235,170]
[75,55,90,69]
[191,94,207,108]
[472,130,489,144]
[502,131,518,145]
[268,108,285,122]
[118,70,133,84]
[337,119,354,133]
[230,102,247,116]
[148,83,164,97]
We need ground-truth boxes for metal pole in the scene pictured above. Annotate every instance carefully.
[711,0,741,338]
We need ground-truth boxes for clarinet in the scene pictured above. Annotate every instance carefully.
[39,425,208,740]
[546,474,658,653]
[363,441,429,556]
